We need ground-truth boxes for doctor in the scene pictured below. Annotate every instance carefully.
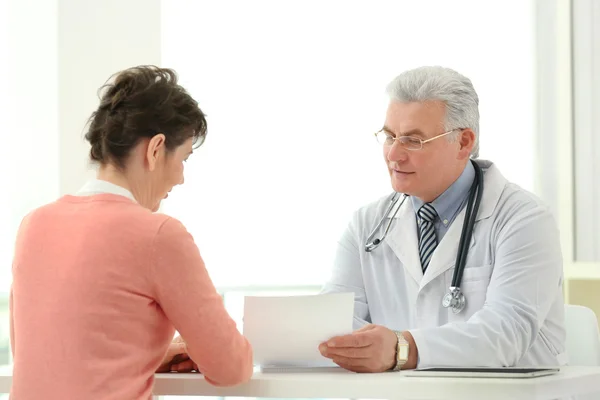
[319,66,566,372]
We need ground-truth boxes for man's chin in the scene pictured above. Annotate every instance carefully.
[391,180,412,195]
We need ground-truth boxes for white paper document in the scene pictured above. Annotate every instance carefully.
[243,292,354,368]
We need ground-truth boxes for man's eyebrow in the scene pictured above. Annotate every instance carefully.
[381,125,396,136]
[382,126,425,138]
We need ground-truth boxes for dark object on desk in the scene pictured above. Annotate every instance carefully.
[403,367,560,378]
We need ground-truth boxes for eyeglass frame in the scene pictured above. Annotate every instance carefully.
[374,128,462,151]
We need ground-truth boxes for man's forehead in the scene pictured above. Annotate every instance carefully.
[384,101,446,133]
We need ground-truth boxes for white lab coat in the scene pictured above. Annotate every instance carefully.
[322,159,567,368]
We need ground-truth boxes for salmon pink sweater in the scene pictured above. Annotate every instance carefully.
[10,188,253,399]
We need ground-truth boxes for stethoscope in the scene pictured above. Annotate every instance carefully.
[364,160,484,314]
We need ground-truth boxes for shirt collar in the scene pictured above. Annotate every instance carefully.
[76,179,137,202]
[411,161,475,224]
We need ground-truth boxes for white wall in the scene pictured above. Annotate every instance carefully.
[0,0,10,295]
[57,0,162,195]
[573,0,600,262]
[4,0,59,293]
[0,0,162,293]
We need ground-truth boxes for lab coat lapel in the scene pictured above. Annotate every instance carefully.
[420,159,498,289]
[383,159,503,292]
[385,201,423,285]
[419,201,476,290]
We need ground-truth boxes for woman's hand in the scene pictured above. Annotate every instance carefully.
[156,336,199,373]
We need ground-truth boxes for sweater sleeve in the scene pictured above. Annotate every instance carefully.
[151,217,253,386]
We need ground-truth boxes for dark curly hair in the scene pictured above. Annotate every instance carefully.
[84,65,207,168]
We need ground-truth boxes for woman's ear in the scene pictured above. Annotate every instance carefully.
[457,129,476,160]
[146,133,167,171]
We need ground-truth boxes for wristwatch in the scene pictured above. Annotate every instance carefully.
[390,330,409,371]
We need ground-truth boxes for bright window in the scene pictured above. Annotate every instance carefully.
[161,0,536,288]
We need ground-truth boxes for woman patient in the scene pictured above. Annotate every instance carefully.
[9,66,252,399]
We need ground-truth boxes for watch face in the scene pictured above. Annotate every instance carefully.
[398,343,409,360]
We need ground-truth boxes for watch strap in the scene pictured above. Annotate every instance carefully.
[391,330,409,371]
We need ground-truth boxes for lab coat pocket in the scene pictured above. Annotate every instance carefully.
[460,264,493,286]
[448,264,493,320]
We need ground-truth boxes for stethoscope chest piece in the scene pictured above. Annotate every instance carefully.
[442,287,466,314]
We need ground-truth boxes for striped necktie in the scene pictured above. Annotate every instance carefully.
[418,203,438,272]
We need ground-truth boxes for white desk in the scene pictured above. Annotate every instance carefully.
[2,366,600,399]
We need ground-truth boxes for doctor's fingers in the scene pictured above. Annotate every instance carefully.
[320,344,373,359]
[331,355,382,373]
[326,332,372,348]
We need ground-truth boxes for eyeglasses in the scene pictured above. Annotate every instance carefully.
[374,129,459,151]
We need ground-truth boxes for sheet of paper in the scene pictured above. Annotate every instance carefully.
[243,292,354,368]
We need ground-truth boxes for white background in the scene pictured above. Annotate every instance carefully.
[160,0,535,287]
[0,0,9,293]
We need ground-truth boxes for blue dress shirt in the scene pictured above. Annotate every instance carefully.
[410,161,475,242]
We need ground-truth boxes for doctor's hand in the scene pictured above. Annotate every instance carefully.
[318,324,399,373]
